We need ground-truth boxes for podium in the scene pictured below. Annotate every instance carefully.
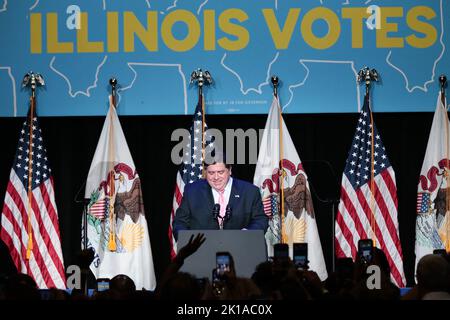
[177,230,267,280]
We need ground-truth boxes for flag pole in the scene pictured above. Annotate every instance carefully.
[190,69,213,176]
[271,76,286,244]
[22,71,45,260]
[358,67,379,246]
[107,78,118,251]
[439,74,450,252]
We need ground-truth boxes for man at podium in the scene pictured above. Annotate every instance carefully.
[172,152,268,240]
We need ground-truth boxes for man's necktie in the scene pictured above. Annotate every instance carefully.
[218,190,226,226]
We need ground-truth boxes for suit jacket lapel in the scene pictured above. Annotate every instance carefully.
[228,179,240,209]
[203,181,215,209]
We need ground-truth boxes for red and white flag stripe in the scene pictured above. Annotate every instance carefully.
[1,170,66,289]
[169,172,185,259]
[336,168,406,288]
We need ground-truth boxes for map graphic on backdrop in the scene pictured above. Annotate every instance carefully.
[0,0,448,116]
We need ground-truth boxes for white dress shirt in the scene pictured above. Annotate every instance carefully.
[211,177,233,206]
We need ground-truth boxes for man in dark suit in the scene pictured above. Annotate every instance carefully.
[172,156,268,240]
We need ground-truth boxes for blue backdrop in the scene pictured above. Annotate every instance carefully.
[0,0,448,116]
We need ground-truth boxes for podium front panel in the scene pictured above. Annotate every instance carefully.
[177,230,267,280]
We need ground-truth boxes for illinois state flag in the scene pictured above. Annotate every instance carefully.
[254,96,327,280]
[415,92,450,268]
[84,98,156,290]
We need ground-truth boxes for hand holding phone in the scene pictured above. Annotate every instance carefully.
[273,243,289,262]
[293,243,308,269]
[212,268,220,283]
[358,239,373,264]
[211,268,226,298]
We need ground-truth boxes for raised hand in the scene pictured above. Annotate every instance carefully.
[176,233,206,262]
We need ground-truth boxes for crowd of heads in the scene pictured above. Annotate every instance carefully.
[1,247,449,301]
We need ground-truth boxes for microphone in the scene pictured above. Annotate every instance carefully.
[212,203,220,219]
[224,205,232,222]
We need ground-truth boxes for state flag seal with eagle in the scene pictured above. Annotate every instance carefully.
[415,92,450,273]
[84,96,156,290]
[254,95,327,281]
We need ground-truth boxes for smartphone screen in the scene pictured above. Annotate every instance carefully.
[96,278,110,292]
[273,243,289,261]
[433,249,447,256]
[216,252,231,276]
[358,239,373,263]
[293,243,308,269]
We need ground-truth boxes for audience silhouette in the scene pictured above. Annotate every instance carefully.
[1,239,449,301]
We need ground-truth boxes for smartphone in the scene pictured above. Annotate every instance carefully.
[96,278,110,292]
[358,239,373,263]
[336,257,354,279]
[293,243,308,269]
[216,252,231,276]
[273,243,289,261]
[433,249,447,256]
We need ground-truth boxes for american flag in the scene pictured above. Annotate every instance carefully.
[335,95,406,288]
[168,94,214,258]
[0,113,66,289]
